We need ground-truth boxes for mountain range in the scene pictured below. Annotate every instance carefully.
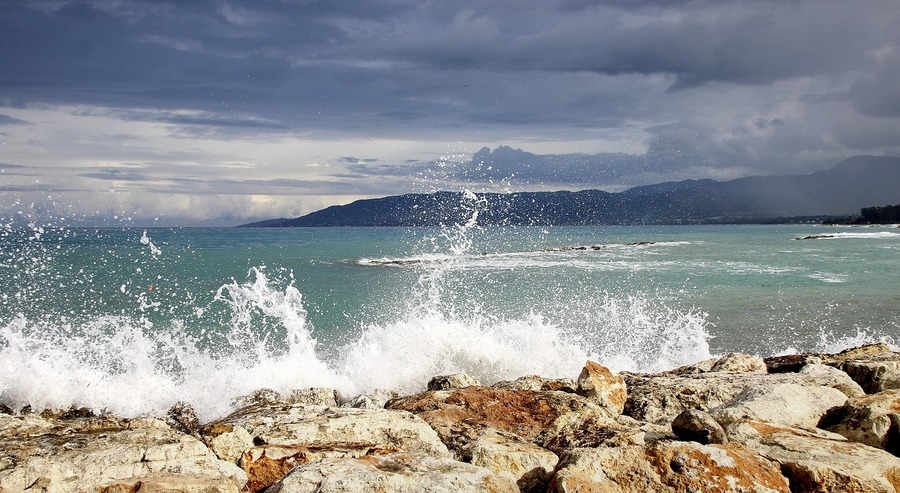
[241,155,900,227]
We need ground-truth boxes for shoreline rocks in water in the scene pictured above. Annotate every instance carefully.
[4,344,900,492]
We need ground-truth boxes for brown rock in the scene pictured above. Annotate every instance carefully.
[551,441,790,492]
[575,360,627,417]
[387,386,601,459]
[764,354,823,373]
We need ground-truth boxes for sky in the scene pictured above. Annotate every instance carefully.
[1,0,899,226]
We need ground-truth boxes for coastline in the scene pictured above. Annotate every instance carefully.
[4,344,900,491]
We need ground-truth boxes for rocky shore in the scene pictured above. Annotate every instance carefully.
[4,343,900,492]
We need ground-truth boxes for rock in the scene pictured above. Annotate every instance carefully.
[711,353,768,373]
[667,356,720,375]
[824,390,900,455]
[799,363,865,398]
[166,401,201,436]
[341,389,399,409]
[98,473,242,493]
[387,386,602,459]
[428,372,481,390]
[492,375,577,393]
[672,409,728,444]
[285,387,341,407]
[823,343,896,365]
[202,423,254,464]
[575,360,627,417]
[0,414,247,492]
[709,382,848,428]
[624,369,863,424]
[838,355,900,394]
[206,403,450,491]
[539,413,672,454]
[550,441,790,492]
[267,453,519,493]
[232,387,340,408]
[468,430,559,493]
[726,418,900,492]
[764,354,823,373]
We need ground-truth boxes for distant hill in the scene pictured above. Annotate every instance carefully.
[239,155,900,227]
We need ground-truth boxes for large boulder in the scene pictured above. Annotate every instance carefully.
[838,355,900,394]
[386,386,601,459]
[672,409,728,445]
[727,418,900,492]
[204,403,450,492]
[0,413,246,492]
[575,360,627,417]
[267,453,518,493]
[550,441,790,492]
[624,366,862,424]
[824,390,900,455]
[709,382,848,428]
[468,430,559,493]
[711,353,768,373]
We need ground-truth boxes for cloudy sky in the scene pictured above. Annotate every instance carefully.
[1,0,899,225]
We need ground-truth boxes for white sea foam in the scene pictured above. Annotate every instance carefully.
[0,252,713,422]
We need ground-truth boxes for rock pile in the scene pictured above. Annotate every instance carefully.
[4,343,900,492]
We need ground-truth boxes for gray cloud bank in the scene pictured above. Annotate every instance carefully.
[0,0,898,224]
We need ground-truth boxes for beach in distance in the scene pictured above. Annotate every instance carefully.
[1,221,897,421]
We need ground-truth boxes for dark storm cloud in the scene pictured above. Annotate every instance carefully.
[1,0,899,224]
[4,0,896,130]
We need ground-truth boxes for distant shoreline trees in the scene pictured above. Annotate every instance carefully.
[854,204,900,224]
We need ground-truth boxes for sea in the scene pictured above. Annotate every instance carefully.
[1,216,898,421]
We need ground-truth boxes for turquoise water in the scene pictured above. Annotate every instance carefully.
[1,222,898,419]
